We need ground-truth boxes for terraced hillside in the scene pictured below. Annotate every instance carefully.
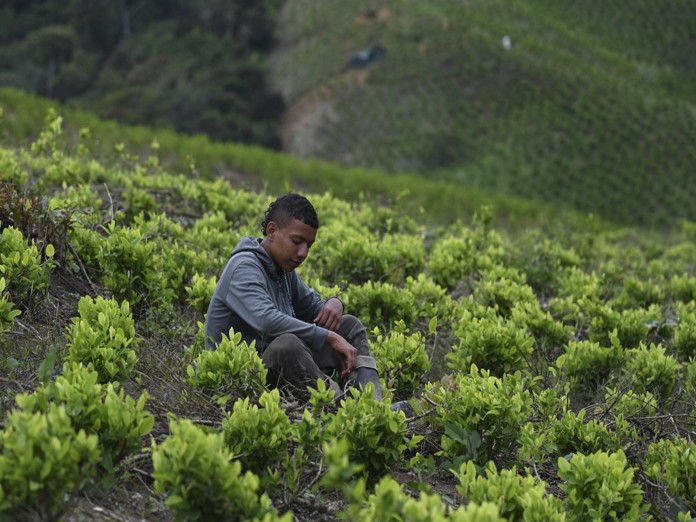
[271,0,696,228]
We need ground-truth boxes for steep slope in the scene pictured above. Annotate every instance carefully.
[271,0,696,227]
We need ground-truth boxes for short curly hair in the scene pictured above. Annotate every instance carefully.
[261,193,319,236]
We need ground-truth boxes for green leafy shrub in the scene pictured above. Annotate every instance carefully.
[28,111,64,158]
[349,475,505,522]
[317,437,363,497]
[557,450,647,521]
[645,437,696,512]
[0,146,29,187]
[96,221,156,307]
[187,329,267,396]
[667,273,696,304]
[306,377,338,414]
[425,236,480,290]
[427,366,533,465]
[134,228,210,316]
[69,221,103,269]
[404,273,456,325]
[185,180,265,224]
[555,334,624,399]
[0,225,54,305]
[611,276,666,310]
[185,210,243,264]
[518,387,626,468]
[0,404,101,518]
[49,183,103,220]
[511,301,574,362]
[352,201,422,236]
[309,221,424,285]
[185,273,217,315]
[65,295,139,383]
[307,222,380,284]
[517,421,557,468]
[283,406,327,496]
[371,322,431,397]
[221,389,293,474]
[379,232,426,283]
[152,417,288,522]
[131,212,185,239]
[454,460,565,522]
[16,362,153,468]
[122,185,158,221]
[0,277,21,335]
[144,240,188,310]
[672,311,696,360]
[624,343,681,400]
[472,269,536,318]
[685,359,696,394]
[588,304,661,348]
[343,280,416,330]
[326,386,421,474]
[511,232,582,297]
[556,266,603,302]
[184,320,207,361]
[547,295,592,339]
[426,216,506,289]
[551,410,625,456]
[601,387,657,418]
[448,308,535,376]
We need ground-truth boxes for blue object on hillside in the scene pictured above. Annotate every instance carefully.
[348,44,386,68]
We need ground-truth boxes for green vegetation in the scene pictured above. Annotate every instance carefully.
[2,1,694,228]
[1,110,695,520]
[274,0,696,227]
[0,0,284,147]
[1,4,693,516]
[0,87,583,230]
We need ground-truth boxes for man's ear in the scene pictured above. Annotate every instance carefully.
[266,221,277,239]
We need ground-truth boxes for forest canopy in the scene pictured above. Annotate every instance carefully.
[0,0,284,147]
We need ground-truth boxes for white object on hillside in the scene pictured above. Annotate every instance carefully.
[502,35,512,50]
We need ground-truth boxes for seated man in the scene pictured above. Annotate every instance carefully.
[204,192,392,404]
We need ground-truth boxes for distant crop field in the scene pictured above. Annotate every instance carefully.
[272,0,696,228]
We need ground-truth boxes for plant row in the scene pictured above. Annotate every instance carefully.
[0,115,694,519]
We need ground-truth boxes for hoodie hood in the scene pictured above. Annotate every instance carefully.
[231,236,281,281]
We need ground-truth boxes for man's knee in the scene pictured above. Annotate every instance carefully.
[341,314,361,329]
[339,314,371,356]
[263,333,310,365]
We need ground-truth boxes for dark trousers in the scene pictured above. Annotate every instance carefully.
[261,314,371,400]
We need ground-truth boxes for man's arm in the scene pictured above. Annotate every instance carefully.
[226,260,329,351]
[289,273,343,331]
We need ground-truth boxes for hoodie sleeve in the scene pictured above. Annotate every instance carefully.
[225,257,329,352]
[290,273,326,322]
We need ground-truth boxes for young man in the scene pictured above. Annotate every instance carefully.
[204,192,388,403]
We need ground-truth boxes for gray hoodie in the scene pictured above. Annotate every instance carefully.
[203,236,329,352]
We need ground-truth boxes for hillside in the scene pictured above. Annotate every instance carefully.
[1,87,600,233]
[271,0,696,228]
[3,1,694,229]
[2,4,696,520]
[0,104,695,521]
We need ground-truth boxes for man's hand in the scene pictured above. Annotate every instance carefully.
[326,331,357,377]
[313,297,343,332]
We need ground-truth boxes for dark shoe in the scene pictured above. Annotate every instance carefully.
[350,356,383,401]
[390,400,414,418]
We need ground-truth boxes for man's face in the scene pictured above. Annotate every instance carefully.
[264,218,317,272]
